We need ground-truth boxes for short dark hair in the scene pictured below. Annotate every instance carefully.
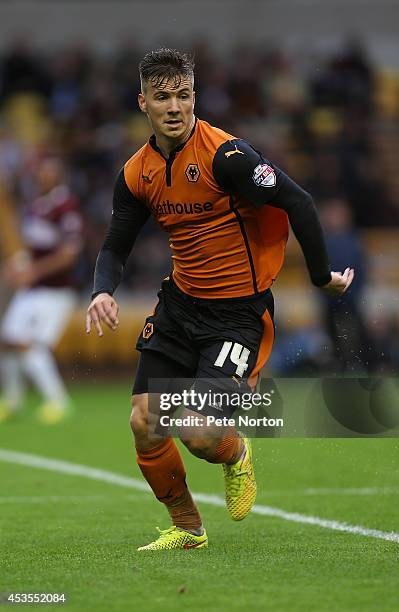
[139,48,194,90]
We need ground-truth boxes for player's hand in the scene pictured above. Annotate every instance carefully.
[2,263,37,288]
[320,267,354,296]
[11,270,36,288]
[86,293,120,337]
[1,251,35,288]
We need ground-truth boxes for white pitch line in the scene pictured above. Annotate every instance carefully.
[0,494,145,504]
[0,449,149,491]
[0,495,106,504]
[0,448,398,544]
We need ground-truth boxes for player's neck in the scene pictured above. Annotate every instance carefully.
[155,116,195,158]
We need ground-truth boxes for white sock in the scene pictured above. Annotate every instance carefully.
[21,345,69,409]
[0,351,25,410]
[181,526,204,536]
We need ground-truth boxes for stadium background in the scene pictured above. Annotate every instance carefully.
[1,2,398,610]
[1,0,398,377]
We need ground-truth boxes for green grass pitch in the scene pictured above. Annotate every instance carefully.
[0,383,398,611]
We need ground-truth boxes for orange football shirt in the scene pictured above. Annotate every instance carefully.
[124,119,288,299]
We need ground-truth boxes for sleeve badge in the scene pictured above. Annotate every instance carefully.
[252,163,276,187]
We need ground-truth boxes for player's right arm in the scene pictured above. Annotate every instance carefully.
[86,169,150,337]
[213,139,354,295]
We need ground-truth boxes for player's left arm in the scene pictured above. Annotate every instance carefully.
[213,139,354,295]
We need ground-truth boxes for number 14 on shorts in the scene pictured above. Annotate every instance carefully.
[214,341,250,377]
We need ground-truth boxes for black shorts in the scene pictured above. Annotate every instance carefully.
[133,277,275,400]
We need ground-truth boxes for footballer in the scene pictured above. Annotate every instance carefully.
[86,48,354,550]
[1,158,82,425]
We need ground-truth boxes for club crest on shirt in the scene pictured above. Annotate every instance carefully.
[252,163,276,188]
[185,163,200,182]
[143,322,154,339]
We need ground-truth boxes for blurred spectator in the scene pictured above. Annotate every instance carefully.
[311,39,373,113]
[0,38,50,100]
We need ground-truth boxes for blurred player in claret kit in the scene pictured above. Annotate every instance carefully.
[0,157,83,425]
[87,48,354,550]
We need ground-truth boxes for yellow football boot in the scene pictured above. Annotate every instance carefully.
[222,435,256,521]
[0,399,19,424]
[137,526,208,551]
[36,402,72,425]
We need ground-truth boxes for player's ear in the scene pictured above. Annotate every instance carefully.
[138,93,147,114]
[192,90,196,109]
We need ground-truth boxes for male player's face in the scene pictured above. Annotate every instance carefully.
[138,76,195,145]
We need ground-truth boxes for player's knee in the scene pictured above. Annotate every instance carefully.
[181,436,217,460]
[130,395,149,438]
